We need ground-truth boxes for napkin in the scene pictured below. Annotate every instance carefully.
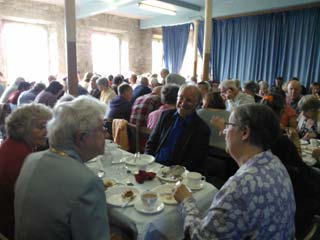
[134,170,156,184]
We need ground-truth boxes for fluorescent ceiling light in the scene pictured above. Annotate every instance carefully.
[139,1,176,16]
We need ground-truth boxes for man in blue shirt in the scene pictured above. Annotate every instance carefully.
[145,85,210,175]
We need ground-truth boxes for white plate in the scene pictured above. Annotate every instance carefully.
[152,184,177,205]
[134,199,165,214]
[103,178,117,190]
[300,139,309,145]
[105,186,140,207]
[157,166,187,182]
[122,154,155,166]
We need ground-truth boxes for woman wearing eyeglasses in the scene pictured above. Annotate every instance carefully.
[174,104,295,239]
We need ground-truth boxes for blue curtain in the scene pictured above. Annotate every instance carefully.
[199,8,320,87]
[162,23,190,74]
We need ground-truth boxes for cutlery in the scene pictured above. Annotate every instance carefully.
[121,195,136,208]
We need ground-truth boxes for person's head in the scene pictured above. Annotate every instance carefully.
[118,83,133,101]
[219,80,239,100]
[258,81,269,96]
[55,94,75,105]
[97,77,110,91]
[113,75,123,86]
[47,96,107,162]
[197,81,211,98]
[139,77,149,86]
[176,85,201,118]
[5,103,52,149]
[275,77,284,88]
[82,72,93,83]
[48,75,57,83]
[202,92,226,109]
[298,95,320,119]
[152,85,162,97]
[13,77,25,86]
[18,81,31,91]
[90,74,100,90]
[309,83,320,96]
[165,73,186,86]
[243,81,259,96]
[224,104,280,160]
[161,84,179,105]
[261,93,285,117]
[46,81,63,95]
[130,74,137,85]
[32,83,46,95]
[160,68,169,79]
[287,80,301,101]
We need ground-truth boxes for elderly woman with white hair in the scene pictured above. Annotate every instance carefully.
[174,104,295,239]
[0,103,52,239]
[14,96,112,240]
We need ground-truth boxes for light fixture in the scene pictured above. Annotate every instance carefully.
[138,1,176,16]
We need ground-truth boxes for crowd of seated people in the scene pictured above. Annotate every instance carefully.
[1,69,320,239]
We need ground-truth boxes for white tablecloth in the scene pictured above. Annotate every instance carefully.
[86,144,218,240]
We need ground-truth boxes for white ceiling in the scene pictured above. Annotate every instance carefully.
[32,0,320,29]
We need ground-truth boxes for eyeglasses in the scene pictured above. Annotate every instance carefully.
[224,122,238,129]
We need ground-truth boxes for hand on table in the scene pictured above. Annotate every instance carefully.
[312,148,320,159]
[174,184,192,203]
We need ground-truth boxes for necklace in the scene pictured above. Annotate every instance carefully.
[50,147,69,157]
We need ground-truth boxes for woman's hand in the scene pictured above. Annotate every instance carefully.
[302,131,317,140]
[312,148,320,159]
[174,184,192,203]
[211,116,225,135]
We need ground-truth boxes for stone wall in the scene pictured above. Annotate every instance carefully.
[0,0,153,79]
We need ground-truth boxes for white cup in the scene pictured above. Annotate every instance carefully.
[187,172,205,188]
[141,191,158,210]
[310,139,318,147]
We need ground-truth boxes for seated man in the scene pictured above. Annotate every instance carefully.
[15,96,110,240]
[219,79,254,111]
[145,85,210,174]
[107,83,133,121]
[286,79,302,113]
[130,86,162,127]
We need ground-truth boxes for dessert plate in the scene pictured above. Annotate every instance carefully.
[105,186,140,207]
[122,154,155,166]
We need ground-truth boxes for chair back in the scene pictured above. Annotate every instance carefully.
[127,122,151,153]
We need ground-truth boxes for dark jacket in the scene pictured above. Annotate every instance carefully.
[107,95,132,121]
[131,85,151,103]
[145,109,210,175]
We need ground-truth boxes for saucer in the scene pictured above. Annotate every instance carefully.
[183,180,204,190]
[134,199,165,214]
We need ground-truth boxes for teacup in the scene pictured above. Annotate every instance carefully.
[310,139,318,147]
[141,191,158,210]
[186,172,205,188]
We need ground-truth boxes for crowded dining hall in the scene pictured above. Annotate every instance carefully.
[1,0,320,239]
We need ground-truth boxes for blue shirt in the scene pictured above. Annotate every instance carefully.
[179,150,296,239]
[155,111,196,165]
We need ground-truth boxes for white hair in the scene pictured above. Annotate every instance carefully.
[219,79,239,91]
[47,95,106,149]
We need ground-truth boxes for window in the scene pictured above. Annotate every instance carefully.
[2,21,50,84]
[152,38,163,75]
[179,34,203,81]
[91,32,129,76]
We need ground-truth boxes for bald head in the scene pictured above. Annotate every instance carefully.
[287,80,301,101]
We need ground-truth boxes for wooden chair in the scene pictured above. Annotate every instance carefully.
[127,122,151,154]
